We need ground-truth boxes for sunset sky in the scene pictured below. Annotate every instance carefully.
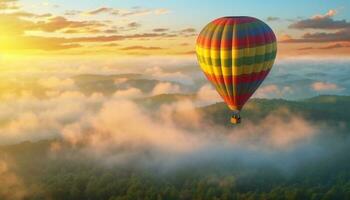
[1,0,350,57]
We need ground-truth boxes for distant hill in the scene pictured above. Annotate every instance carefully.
[137,93,196,109]
[72,74,185,95]
[73,73,143,81]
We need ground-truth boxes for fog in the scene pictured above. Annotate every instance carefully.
[1,57,350,199]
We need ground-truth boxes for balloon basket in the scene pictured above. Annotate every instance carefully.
[230,116,241,124]
[230,111,241,124]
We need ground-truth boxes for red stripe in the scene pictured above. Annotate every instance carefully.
[220,93,253,110]
[204,70,270,85]
[197,32,276,49]
[212,17,257,25]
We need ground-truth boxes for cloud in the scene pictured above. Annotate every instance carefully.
[0,13,98,51]
[0,21,176,51]
[254,84,293,98]
[1,86,319,155]
[113,88,143,99]
[83,7,169,17]
[290,18,350,30]
[311,82,339,91]
[0,159,28,200]
[267,16,280,21]
[0,2,192,55]
[103,29,118,34]
[0,59,331,168]
[119,9,150,17]
[0,90,105,145]
[180,42,190,46]
[38,77,75,90]
[179,28,197,36]
[0,7,177,52]
[3,13,99,35]
[64,10,80,16]
[55,96,320,167]
[0,76,325,166]
[278,33,293,42]
[298,43,350,50]
[153,28,169,32]
[113,77,128,84]
[2,57,349,153]
[319,42,350,49]
[312,9,337,20]
[0,0,19,10]
[86,7,113,15]
[289,9,349,30]
[297,47,314,50]
[145,66,193,85]
[3,112,40,138]
[285,9,350,44]
[34,16,105,33]
[6,11,52,18]
[196,84,221,106]
[0,35,81,51]
[158,100,202,128]
[154,8,170,15]
[66,33,176,43]
[180,28,196,33]
[61,99,206,164]
[121,8,170,17]
[120,45,163,51]
[151,82,181,95]
[176,50,196,55]
[228,108,317,149]
[0,13,36,35]
[127,22,141,28]
[281,29,350,43]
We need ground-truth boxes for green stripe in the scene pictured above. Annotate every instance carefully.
[210,79,265,96]
[198,50,277,68]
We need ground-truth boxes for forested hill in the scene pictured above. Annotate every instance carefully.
[202,95,350,126]
[1,95,350,200]
[140,94,350,127]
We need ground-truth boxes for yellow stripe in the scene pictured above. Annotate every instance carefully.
[199,60,275,76]
[256,41,274,79]
[196,42,277,59]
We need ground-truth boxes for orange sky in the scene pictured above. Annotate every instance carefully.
[0,0,350,57]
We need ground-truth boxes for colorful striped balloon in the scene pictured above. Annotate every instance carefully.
[196,16,277,124]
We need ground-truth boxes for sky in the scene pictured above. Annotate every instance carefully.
[1,0,350,57]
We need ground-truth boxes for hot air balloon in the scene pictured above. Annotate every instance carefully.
[196,16,277,124]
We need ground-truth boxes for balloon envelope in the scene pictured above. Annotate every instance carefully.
[196,16,277,121]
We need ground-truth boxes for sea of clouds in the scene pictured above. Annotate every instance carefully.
[1,56,350,198]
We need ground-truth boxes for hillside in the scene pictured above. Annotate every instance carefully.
[137,94,350,128]
[201,95,350,127]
